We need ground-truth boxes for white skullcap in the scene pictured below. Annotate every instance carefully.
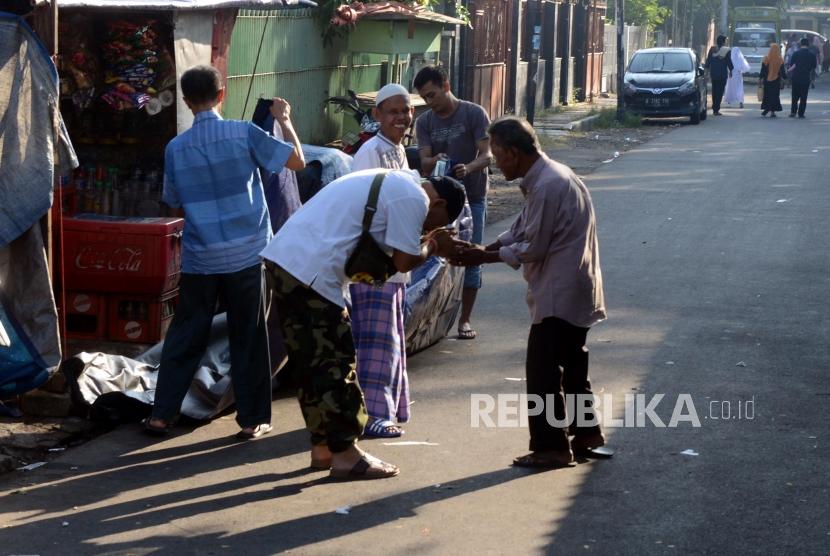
[375,83,410,106]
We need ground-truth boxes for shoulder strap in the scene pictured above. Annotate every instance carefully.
[362,171,388,232]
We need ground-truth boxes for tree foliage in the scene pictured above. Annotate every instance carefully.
[606,0,670,28]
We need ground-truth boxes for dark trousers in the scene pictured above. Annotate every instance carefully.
[711,79,727,113]
[526,316,600,452]
[265,262,367,452]
[791,81,809,116]
[152,264,272,427]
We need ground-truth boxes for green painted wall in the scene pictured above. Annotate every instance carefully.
[224,9,392,144]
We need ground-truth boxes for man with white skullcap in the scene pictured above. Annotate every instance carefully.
[351,83,413,172]
[349,83,416,438]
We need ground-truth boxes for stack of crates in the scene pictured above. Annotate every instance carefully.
[62,215,184,344]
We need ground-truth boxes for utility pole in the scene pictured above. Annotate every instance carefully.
[616,0,625,122]
[720,0,729,35]
[672,0,678,45]
[525,0,542,124]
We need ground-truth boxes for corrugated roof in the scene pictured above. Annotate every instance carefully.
[48,0,316,10]
[360,10,466,25]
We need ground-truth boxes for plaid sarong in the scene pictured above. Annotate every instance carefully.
[349,282,409,423]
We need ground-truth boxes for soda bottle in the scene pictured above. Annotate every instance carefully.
[83,165,96,213]
[73,167,87,215]
[108,166,120,216]
[102,181,112,216]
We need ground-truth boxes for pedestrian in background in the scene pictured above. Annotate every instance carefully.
[760,44,785,118]
[450,117,607,469]
[725,46,750,108]
[349,83,415,438]
[808,38,820,87]
[414,65,492,340]
[145,65,305,438]
[705,35,733,115]
[822,40,830,73]
[790,37,818,118]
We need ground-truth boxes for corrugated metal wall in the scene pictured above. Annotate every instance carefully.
[224,9,388,144]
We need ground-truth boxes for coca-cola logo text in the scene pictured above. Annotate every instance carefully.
[75,246,144,272]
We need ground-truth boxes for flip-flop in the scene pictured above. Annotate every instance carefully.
[329,455,399,481]
[363,418,404,438]
[573,446,615,459]
[235,423,273,440]
[457,323,477,340]
[512,452,575,469]
[142,417,172,437]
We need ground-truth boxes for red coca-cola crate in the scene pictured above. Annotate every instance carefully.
[63,215,183,295]
[65,292,107,340]
[107,290,178,343]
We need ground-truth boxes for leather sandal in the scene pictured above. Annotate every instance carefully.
[329,455,399,480]
[572,432,614,459]
[512,451,575,468]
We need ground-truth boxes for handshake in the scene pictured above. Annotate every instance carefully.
[424,228,494,267]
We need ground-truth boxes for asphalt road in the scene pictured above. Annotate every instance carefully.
[2,81,830,555]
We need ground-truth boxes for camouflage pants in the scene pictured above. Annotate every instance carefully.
[265,262,367,452]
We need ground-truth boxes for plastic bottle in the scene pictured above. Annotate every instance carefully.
[136,302,148,322]
[102,181,112,216]
[108,166,120,216]
[74,167,88,214]
[84,165,97,213]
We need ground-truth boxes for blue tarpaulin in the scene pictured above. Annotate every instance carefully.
[0,11,77,246]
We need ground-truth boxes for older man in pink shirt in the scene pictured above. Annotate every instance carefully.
[451,116,607,469]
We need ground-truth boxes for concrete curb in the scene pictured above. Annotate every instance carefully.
[567,113,602,131]
[536,112,602,132]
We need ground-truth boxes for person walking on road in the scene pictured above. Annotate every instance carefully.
[145,65,305,439]
[450,117,607,469]
[725,46,750,108]
[705,35,733,115]
[789,38,818,118]
[760,44,786,118]
[348,83,415,438]
[414,65,492,340]
[261,170,466,480]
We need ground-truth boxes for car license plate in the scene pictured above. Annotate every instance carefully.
[645,98,669,106]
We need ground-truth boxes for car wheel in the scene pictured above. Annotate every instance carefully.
[690,105,701,125]
[700,104,707,121]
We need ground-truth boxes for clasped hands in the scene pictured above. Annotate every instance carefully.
[423,228,490,266]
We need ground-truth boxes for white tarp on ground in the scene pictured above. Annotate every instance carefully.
[70,314,239,420]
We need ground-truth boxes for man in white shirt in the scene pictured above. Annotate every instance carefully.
[349,84,415,438]
[261,170,466,480]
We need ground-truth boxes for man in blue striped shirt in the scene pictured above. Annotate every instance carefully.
[144,65,304,439]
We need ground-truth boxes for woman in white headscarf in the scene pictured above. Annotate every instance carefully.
[725,46,751,108]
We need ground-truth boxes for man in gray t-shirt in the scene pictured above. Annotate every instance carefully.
[415,65,492,340]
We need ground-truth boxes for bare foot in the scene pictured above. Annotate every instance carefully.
[310,444,333,469]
